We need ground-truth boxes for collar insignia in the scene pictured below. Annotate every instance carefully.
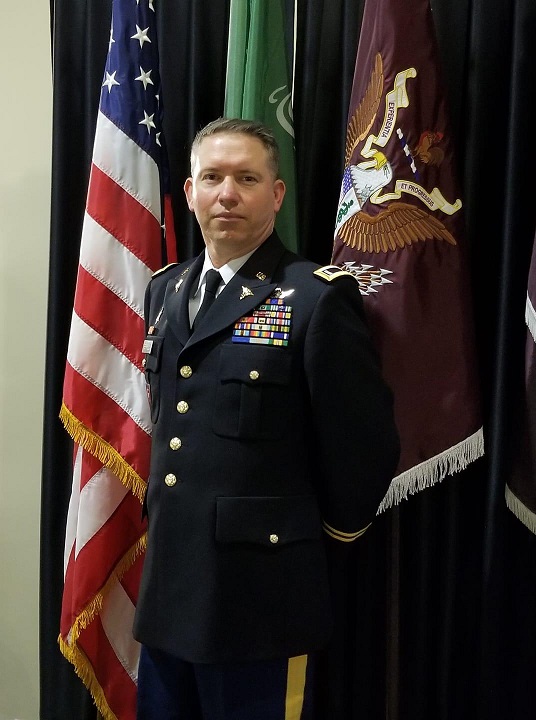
[240,286,254,300]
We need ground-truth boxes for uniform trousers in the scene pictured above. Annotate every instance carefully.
[136,645,316,720]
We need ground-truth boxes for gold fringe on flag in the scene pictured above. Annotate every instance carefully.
[60,533,146,647]
[59,402,147,501]
[58,533,147,720]
[58,633,119,720]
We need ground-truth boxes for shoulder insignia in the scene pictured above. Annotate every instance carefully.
[152,262,179,278]
[313,265,355,283]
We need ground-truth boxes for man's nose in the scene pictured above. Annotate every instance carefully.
[218,177,239,206]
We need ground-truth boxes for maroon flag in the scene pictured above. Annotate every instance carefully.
[506,229,536,534]
[332,0,483,511]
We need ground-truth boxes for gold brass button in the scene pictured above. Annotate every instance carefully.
[142,358,147,368]
[176,400,189,414]
[165,473,177,487]
[249,370,260,381]
[269,534,279,544]
[180,365,193,378]
[169,437,182,450]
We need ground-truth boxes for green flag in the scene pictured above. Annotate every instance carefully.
[224,0,299,252]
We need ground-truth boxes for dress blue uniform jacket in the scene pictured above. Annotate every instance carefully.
[133,232,400,664]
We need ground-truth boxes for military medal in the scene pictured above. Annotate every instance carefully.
[232,293,292,346]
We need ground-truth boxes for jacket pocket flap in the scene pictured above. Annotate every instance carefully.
[218,345,291,385]
[215,495,322,546]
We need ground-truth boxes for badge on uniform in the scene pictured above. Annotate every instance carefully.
[232,292,293,346]
[239,286,254,300]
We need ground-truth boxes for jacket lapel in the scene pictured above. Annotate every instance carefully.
[164,254,204,347]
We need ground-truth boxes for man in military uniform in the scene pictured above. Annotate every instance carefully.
[133,118,400,719]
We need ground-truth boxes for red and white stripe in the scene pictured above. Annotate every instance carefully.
[59,109,165,720]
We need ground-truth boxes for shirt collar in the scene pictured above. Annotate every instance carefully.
[194,248,257,296]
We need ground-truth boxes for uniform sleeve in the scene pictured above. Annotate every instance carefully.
[304,276,400,540]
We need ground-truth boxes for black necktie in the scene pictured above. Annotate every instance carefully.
[193,269,222,331]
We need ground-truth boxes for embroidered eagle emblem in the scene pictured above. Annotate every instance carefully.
[339,52,457,253]
[338,201,456,252]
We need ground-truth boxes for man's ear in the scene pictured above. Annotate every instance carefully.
[184,177,194,212]
[273,179,286,213]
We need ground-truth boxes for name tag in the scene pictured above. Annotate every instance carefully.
[142,339,153,354]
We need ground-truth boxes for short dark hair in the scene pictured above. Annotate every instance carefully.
[190,118,280,178]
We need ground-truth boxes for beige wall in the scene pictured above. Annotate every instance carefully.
[0,2,52,719]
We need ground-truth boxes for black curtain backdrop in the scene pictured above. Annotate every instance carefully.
[42,1,536,718]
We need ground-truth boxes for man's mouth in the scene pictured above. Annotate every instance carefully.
[214,213,243,220]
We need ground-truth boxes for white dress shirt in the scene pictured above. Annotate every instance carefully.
[188,248,257,327]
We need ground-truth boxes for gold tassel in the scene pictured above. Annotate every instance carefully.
[58,534,146,718]
[61,534,147,646]
[58,405,148,715]
[59,402,146,501]
[58,635,119,720]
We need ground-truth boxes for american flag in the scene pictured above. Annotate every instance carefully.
[58,0,176,717]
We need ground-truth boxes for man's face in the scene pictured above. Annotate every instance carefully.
[184,133,285,260]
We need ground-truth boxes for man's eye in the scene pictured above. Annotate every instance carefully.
[242,176,257,183]
[202,173,218,181]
